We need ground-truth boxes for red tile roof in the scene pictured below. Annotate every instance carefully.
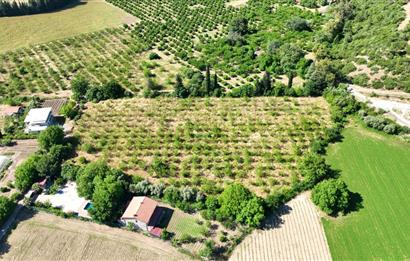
[121,197,159,224]
[136,197,158,224]
[2,106,22,116]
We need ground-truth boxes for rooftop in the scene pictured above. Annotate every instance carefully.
[24,107,52,124]
[42,99,67,116]
[121,196,158,224]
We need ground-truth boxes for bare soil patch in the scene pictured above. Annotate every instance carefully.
[225,0,249,8]
[399,1,410,31]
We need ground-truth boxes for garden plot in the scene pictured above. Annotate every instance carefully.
[74,97,331,196]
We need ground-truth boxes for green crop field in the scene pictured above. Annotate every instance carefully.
[324,123,410,260]
[0,0,133,53]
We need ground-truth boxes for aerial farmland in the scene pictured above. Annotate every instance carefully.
[0,0,409,260]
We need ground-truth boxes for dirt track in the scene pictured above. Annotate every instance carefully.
[1,210,189,261]
[230,193,331,261]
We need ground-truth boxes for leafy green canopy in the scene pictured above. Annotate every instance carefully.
[312,178,350,216]
[217,183,265,227]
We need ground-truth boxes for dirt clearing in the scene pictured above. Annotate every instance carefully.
[225,0,249,8]
[398,2,410,31]
[229,193,331,261]
[1,210,189,261]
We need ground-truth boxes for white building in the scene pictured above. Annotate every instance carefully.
[24,107,55,133]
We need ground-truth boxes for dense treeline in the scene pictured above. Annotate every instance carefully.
[0,0,75,17]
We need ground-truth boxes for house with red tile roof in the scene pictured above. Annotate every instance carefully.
[1,106,22,117]
[121,196,163,235]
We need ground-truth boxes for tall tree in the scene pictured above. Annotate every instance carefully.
[174,74,188,98]
[205,65,211,95]
[38,126,65,151]
[280,44,304,88]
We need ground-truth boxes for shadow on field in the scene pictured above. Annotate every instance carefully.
[0,207,36,256]
[263,205,292,229]
[346,191,364,214]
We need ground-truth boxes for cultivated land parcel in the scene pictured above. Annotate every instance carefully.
[0,0,133,52]
[324,123,410,260]
[75,97,331,196]
[1,210,188,260]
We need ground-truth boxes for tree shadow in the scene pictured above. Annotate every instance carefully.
[0,207,36,256]
[346,191,364,214]
[263,204,292,229]
[155,206,174,229]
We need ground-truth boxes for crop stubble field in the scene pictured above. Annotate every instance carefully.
[324,123,410,260]
[74,97,331,195]
[1,210,188,261]
[230,193,332,261]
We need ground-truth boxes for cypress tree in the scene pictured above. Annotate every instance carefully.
[205,65,211,95]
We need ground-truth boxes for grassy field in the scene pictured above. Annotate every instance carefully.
[0,0,134,53]
[323,122,410,260]
[1,210,188,260]
[166,210,204,239]
[74,97,331,196]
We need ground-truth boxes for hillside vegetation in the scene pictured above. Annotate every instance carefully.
[0,0,408,102]
[324,123,410,260]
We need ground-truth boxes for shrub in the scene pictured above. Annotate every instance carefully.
[38,126,65,151]
[0,196,16,225]
[60,101,79,120]
[148,52,161,60]
[298,153,332,189]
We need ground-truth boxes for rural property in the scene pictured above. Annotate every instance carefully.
[0,0,409,260]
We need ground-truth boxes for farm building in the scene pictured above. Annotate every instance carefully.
[24,107,55,133]
[121,196,163,236]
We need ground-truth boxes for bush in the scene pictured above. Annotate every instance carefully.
[38,126,65,151]
[287,18,311,31]
[298,153,332,189]
[312,179,350,216]
[161,229,173,240]
[0,195,16,225]
[148,52,161,60]
[60,101,79,120]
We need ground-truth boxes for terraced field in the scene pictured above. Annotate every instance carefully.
[74,97,331,196]
[230,193,331,261]
[324,123,410,260]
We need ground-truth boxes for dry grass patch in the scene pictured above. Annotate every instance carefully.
[1,210,188,261]
[74,97,331,196]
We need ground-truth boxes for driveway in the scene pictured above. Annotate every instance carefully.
[0,139,38,186]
